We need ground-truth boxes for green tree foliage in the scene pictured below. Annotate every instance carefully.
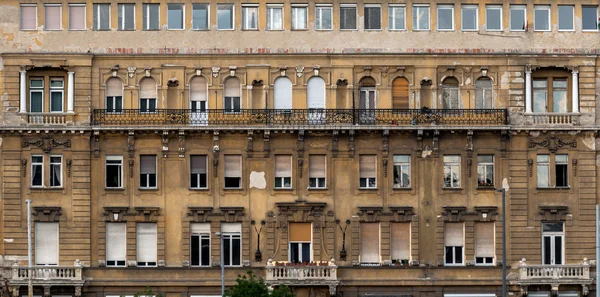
[225,271,294,297]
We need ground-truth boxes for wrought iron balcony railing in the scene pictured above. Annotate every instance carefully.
[91,108,507,127]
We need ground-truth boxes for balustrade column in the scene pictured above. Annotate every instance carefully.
[525,65,532,113]
[572,67,579,113]
[19,70,27,113]
[67,71,75,113]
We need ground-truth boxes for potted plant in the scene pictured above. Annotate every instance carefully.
[400,259,410,267]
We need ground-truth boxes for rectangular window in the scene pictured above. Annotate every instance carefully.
[340,4,357,30]
[140,98,157,113]
[537,155,550,188]
[50,78,64,112]
[224,97,240,113]
[534,5,550,31]
[444,223,464,265]
[140,155,157,189]
[388,5,405,30]
[190,155,208,189]
[477,155,494,187]
[291,5,307,30]
[118,4,135,30]
[555,154,568,187]
[533,79,548,113]
[68,4,86,30]
[136,223,157,267]
[315,5,332,30]
[309,155,326,189]
[93,3,110,30]
[289,223,311,263]
[31,155,43,187]
[461,5,477,31]
[45,4,62,31]
[412,5,430,31]
[242,5,258,30]
[437,5,454,31]
[21,4,37,30]
[475,222,494,265]
[553,79,568,113]
[49,155,62,187]
[143,4,160,30]
[542,222,564,265]
[224,155,242,189]
[360,223,380,264]
[267,5,283,30]
[558,6,574,31]
[30,78,44,113]
[35,222,59,265]
[359,155,377,189]
[106,223,126,267]
[275,155,292,189]
[192,4,209,30]
[106,156,123,188]
[393,155,410,188]
[486,5,502,31]
[217,4,234,30]
[510,5,526,31]
[582,6,599,31]
[191,223,211,266]
[443,155,461,188]
[222,223,241,266]
[390,223,410,262]
[168,4,184,30]
[364,5,381,30]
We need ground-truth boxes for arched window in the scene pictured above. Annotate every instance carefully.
[475,78,492,109]
[106,78,123,113]
[190,76,208,111]
[392,77,409,109]
[359,77,376,109]
[274,77,293,110]
[442,77,459,109]
[139,78,157,112]
[307,76,325,109]
[224,77,241,113]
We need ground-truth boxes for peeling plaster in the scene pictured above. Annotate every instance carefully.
[3,239,13,243]
[421,150,432,158]
[584,134,599,150]
[249,171,266,189]
[529,131,541,137]
[502,178,510,191]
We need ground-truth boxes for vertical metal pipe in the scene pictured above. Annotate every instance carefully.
[26,199,32,297]
[221,235,225,297]
[596,205,599,297]
[502,189,506,297]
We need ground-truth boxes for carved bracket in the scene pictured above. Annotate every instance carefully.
[573,159,578,177]
[129,160,134,178]
[331,131,339,157]
[188,206,214,223]
[103,206,130,222]
[348,130,355,158]
[32,206,62,222]
[93,131,100,157]
[383,159,388,177]
[539,205,568,221]
[382,130,389,157]
[442,206,467,222]
[474,206,498,222]
[296,130,305,158]
[298,159,304,178]
[246,131,254,156]
[178,130,186,158]
[528,159,533,177]
[219,207,245,223]
[467,159,472,177]
[357,206,383,222]
[263,131,271,155]
[416,130,424,154]
[500,131,509,157]
[276,201,326,233]
[389,206,414,222]
[67,160,72,177]
[466,130,473,158]
[22,159,27,177]
[135,207,160,222]
[432,130,440,157]
[529,136,577,153]
[127,130,135,158]
[162,131,169,156]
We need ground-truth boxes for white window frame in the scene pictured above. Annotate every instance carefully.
[49,77,64,113]
[49,155,62,188]
[190,155,208,189]
[315,4,333,31]
[190,224,211,267]
[274,155,292,189]
[224,155,242,189]
[266,4,284,31]
[136,223,158,267]
[192,4,210,30]
[534,5,551,32]
[339,4,357,31]
[537,154,550,188]
[364,4,382,31]
[20,4,38,31]
[444,224,464,266]
[555,154,569,188]
[582,6,599,32]
[217,4,235,31]
[291,4,308,30]
[393,155,411,189]
[542,222,565,265]
[241,4,258,30]
[167,3,185,30]
[106,222,127,267]
[44,4,62,31]
[106,155,123,189]
[118,3,135,31]
[289,242,312,263]
[359,155,377,189]
[94,3,111,30]
[31,155,44,188]
[68,4,87,31]
[485,5,502,31]
[437,5,454,31]
[35,222,59,266]
[140,155,157,189]
[557,5,574,32]
[29,78,44,113]
[477,155,495,187]
[461,5,478,31]
[474,223,495,266]
[222,233,242,266]
[443,155,461,189]
[510,5,526,32]
[139,99,157,113]
[308,155,326,189]
[142,3,160,30]
[412,5,430,31]
[388,4,406,31]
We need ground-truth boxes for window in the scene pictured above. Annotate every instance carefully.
[192,4,209,30]
[315,5,332,30]
[392,77,409,108]
[139,78,157,113]
[106,223,126,267]
[31,155,43,187]
[475,78,493,109]
[390,223,410,262]
[412,5,430,30]
[191,223,210,266]
[437,5,454,31]
[582,6,599,31]
[486,5,502,31]
[106,156,123,188]
[309,155,326,188]
[442,77,459,109]
[393,155,410,189]
[477,155,494,187]
[274,155,292,189]
[68,4,86,30]
[143,4,160,30]
[533,79,547,112]
[221,223,241,266]
[118,4,135,30]
[388,5,405,30]
[553,79,568,112]
[49,155,62,187]
[360,223,380,264]
[555,155,568,187]
[291,5,307,30]
[242,5,258,30]
[224,78,241,113]
[510,5,526,31]
[534,6,550,32]
[533,75,569,113]
[136,223,157,267]
[289,223,311,263]
[364,5,381,30]
[191,155,208,189]
[359,155,377,189]
[140,155,157,189]
[224,155,242,189]
[542,222,564,265]
[558,6,574,31]
[106,78,123,113]
[21,4,37,30]
[50,78,64,112]
[340,4,357,30]
[462,5,477,31]
[537,155,550,188]
[443,155,461,188]
[307,76,326,124]
[93,4,110,30]
[444,223,464,265]
[475,222,494,265]
[45,4,61,30]
[217,4,234,30]
[190,76,208,113]
[274,77,292,110]
[30,78,43,113]
[168,4,184,30]
[35,222,59,265]
[267,5,283,30]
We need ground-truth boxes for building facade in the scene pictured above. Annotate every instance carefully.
[0,0,599,297]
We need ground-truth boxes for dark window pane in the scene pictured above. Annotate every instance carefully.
[554,236,562,264]
[140,174,148,188]
[31,92,43,112]
[223,237,231,265]
[191,174,198,188]
[445,247,452,264]
[225,177,240,188]
[543,236,551,264]
[232,237,241,265]
[556,164,568,187]
[106,165,120,187]
[290,243,299,263]
[32,165,43,186]
[149,174,157,187]
[301,243,311,263]
[201,237,210,266]
[199,173,207,188]
[191,235,200,266]
[455,246,463,264]
[582,6,598,31]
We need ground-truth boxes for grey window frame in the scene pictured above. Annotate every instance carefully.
[167,3,185,30]
[485,5,502,31]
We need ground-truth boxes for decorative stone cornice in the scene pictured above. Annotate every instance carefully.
[188,206,214,223]
[276,201,326,223]
[474,206,498,222]
[135,207,160,222]
[219,206,245,223]
[529,136,576,153]
[389,206,414,222]
[442,206,467,222]
[357,206,383,222]
[32,206,62,222]
[103,206,129,222]
[539,205,568,221]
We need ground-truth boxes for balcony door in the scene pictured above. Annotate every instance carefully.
[190,76,208,126]
[307,77,326,125]
[359,87,376,124]
[542,222,564,265]
[289,223,312,263]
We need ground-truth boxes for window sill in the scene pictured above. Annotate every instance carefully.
[477,186,496,190]
[392,187,412,191]
[118,29,136,31]
[105,187,125,191]
[223,188,243,191]
[189,188,209,191]
[30,187,64,191]
[143,29,161,31]
[536,187,570,190]
[138,187,159,191]
[307,187,328,191]
[358,187,378,190]
[274,187,294,191]
[442,187,463,191]
[192,29,210,31]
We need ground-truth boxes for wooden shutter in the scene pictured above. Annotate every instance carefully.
[360,155,377,178]
[140,78,157,99]
[35,222,59,265]
[224,155,241,177]
[69,5,86,30]
[360,223,380,263]
[221,223,241,233]
[224,78,240,97]
[391,223,410,260]
[444,223,464,247]
[475,222,494,257]
[309,155,326,178]
[191,155,207,174]
[140,155,156,174]
[136,223,157,263]
[289,223,311,242]
[392,77,409,109]
[21,6,37,30]
[45,5,61,30]
[107,78,123,97]
[275,155,292,177]
[106,223,126,261]
[274,77,293,109]
[191,223,211,234]
[190,76,207,101]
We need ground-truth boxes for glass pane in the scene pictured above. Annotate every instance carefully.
[232,237,241,265]
[533,90,547,113]
[106,165,120,187]
[537,155,549,162]
[582,6,598,31]
[510,7,525,30]
[341,7,356,30]
[444,156,460,163]
[267,7,282,30]
[32,164,42,186]
[31,80,43,88]
[191,235,200,265]
[322,8,332,29]
[30,92,43,112]
[50,79,63,88]
[149,4,160,29]
[554,236,562,264]
[290,243,298,263]
[462,6,477,30]
[438,7,453,30]
[543,236,551,264]
[201,237,210,265]
[394,155,409,163]
[217,5,233,29]
[553,90,567,113]
[558,6,574,30]
[292,7,307,30]
[100,4,110,29]
[168,4,184,29]
[193,4,208,30]
[51,92,63,112]
[365,7,381,30]
[389,6,405,30]
[556,155,568,163]
[455,246,463,264]
[556,164,568,187]
[301,243,311,263]
[478,155,493,163]
[223,237,231,265]
[543,223,563,232]
[487,7,501,30]
[534,7,550,31]
[445,246,452,264]
[537,164,549,187]
[125,4,134,29]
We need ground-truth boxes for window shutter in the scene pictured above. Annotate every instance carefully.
[391,223,410,260]
[191,155,207,174]
[69,5,86,30]
[190,77,208,101]
[392,77,409,109]
[106,223,126,261]
[107,78,123,97]
[309,155,326,178]
[274,77,293,109]
[289,223,311,242]
[224,78,240,97]
[45,5,61,30]
[136,223,157,263]
[360,155,377,178]
[35,223,59,265]
[221,223,241,233]
[307,77,326,109]
[191,223,211,234]
[140,78,157,99]
[444,223,464,246]
[140,155,156,174]
[475,222,494,257]
[360,223,380,263]
[224,155,241,177]
[21,6,37,30]
[275,155,292,177]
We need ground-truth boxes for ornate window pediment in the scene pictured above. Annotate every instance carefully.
[188,206,214,223]
[219,206,245,223]
[389,206,414,222]
[32,206,62,222]
[442,206,467,222]
[539,205,568,221]
[474,206,498,222]
[103,206,129,222]
[135,206,160,222]
[357,206,383,222]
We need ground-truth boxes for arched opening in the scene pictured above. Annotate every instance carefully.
[106,78,123,113]
[392,77,409,109]
[190,76,208,125]
[274,77,293,110]
[475,78,492,109]
[224,77,241,113]
[139,78,157,112]
[307,76,326,124]
[442,77,459,109]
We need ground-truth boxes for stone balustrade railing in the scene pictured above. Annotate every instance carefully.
[28,113,67,125]
[525,113,580,126]
[12,263,82,281]
[265,259,337,282]
[518,258,590,280]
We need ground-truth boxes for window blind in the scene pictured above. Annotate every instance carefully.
[107,78,123,97]
[360,223,380,263]
[274,77,293,109]
[69,5,86,30]
[21,6,37,30]
[475,222,494,257]
[191,223,211,234]
[136,223,157,263]
[140,155,156,174]
[221,223,241,233]
[444,223,464,246]
[289,223,311,242]
[224,155,241,177]
[275,155,292,177]
[392,77,409,109]
[307,77,325,109]
[360,155,377,178]
[35,222,59,265]
[391,223,410,260]
[190,76,208,101]
[191,155,207,174]
[106,223,126,261]
[140,78,157,98]
[224,78,240,97]
[45,5,61,30]
[309,155,326,178]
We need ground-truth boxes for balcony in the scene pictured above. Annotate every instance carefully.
[9,262,85,293]
[524,112,581,126]
[91,108,508,128]
[511,258,592,296]
[265,259,339,295]
[26,113,68,125]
